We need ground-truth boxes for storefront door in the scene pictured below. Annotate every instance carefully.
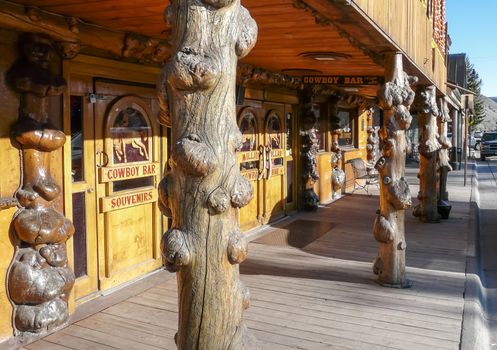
[237,103,286,231]
[65,57,164,302]
[93,81,163,292]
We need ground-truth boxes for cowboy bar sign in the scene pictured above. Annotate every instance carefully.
[303,75,383,86]
[99,162,160,183]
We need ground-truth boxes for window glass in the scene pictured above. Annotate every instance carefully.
[338,110,354,147]
[70,96,84,182]
[111,107,151,164]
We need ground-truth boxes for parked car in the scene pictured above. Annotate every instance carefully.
[480,131,497,161]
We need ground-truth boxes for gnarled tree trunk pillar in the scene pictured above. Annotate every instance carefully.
[437,97,452,219]
[373,52,417,288]
[413,85,442,223]
[6,33,75,334]
[157,1,258,349]
[329,96,344,200]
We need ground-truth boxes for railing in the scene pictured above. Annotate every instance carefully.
[352,0,447,93]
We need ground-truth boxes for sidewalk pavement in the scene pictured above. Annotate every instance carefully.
[14,163,483,350]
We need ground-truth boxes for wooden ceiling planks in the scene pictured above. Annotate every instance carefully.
[8,0,385,88]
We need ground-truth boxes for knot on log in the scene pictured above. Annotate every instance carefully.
[382,138,396,158]
[387,177,412,210]
[13,118,66,152]
[207,187,230,215]
[161,228,191,272]
[40,244,68,268]
[413,86,439,116]
[14,208,75,245]
[9,248,74,305]
[393,105,412,130]
[172,134,216,177]
[14,298,68,333]
[377,73,417,110]
[231,175,253,208]
[236,6,258,58]
[158,175,172,218]
[227,230,248,265]
[372,256,383,275]
[167,47,218,91]
[373,215,395,243]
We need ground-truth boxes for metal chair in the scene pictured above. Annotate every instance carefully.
[348,158,379,195]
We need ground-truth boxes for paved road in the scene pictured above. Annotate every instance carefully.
[475,158,497,348]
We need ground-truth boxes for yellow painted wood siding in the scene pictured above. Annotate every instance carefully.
[353,0,446,93]
[0,29,20,341]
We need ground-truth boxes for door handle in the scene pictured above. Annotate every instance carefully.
[266,145,273,180]
[257,144,266,181]
[87,187,95,193]
[96,150,109,168]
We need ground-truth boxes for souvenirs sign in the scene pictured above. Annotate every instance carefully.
[238,150,259,163]
[100,189,158,212]
[99,162,160,183]
[303,76,383,86]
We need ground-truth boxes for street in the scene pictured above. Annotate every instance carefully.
[475,157,497,347]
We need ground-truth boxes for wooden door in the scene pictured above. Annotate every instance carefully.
[237,107,262,231]
[94,81,162,291]
[237,104,287,230]
[262,106,286,222]
[66,75,99,301]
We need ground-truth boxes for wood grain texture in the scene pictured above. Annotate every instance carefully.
[373,52,417,288]
[412,85,442,223]
[7,33,75,334]
[157,0,258,348]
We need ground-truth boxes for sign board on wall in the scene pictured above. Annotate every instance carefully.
[302,76,383,86]
[99,162,160,183]
[100,189,158,212]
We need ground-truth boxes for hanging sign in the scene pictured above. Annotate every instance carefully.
[100,189,158,212]
[238,150,259,163]
[302,76,383,85]
[99,162,160,183]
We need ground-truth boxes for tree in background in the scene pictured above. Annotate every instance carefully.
[466,57,486,128]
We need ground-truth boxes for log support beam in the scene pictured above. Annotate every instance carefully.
[6,33,75,335]
[373,52,417,288]
[413,85,442,223]
[437,97,452,219]
[157,1,258,349]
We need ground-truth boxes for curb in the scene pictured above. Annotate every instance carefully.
[460,161,491,350]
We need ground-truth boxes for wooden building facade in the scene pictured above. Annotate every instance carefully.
[0,0,448,346]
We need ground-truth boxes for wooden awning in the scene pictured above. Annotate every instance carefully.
[1,0,442,97]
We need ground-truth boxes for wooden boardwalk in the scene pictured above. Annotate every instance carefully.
[25,169,471,350]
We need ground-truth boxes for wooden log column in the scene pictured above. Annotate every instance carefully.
[329,96,345,200]
[6,33,75,334]
[437,97,452,219]
[300,102,320,210]
[157,1,258,349]
[373,52,417,288]
[412,85,442,223]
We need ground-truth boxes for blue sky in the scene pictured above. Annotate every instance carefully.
[446,0,497,97]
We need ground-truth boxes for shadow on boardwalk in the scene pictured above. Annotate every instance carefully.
[23,167,472,350]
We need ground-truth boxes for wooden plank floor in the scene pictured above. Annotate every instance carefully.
[26,167,471,350]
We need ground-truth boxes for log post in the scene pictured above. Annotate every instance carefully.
[373,52,417,288]
[157,1,258,349]
[6,33,75,334]
[437,97,452,219]
[300,101,320,210]
[329,96,345,200]
[412,85,442,223]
